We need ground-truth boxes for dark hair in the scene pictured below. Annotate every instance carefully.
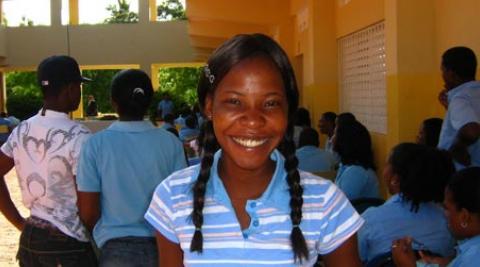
[442,46,477,80]
[166,127,179,137]
[110,69,153,119]
[322,112,337,123]
[336,112,356,125]
[298,127,319,148]
[163,113,175,124]
[334,120,375,170]
[192,33,308,262]
[448,167,480,214]
[294,107,311,127]
[421,118,443,147]
[389,143,454,212]
[185,115,198,129]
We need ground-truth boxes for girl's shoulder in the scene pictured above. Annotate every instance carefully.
[298,170,342,198]
[156,164,201,197]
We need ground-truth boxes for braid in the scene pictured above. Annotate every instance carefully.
[190,120,218,253]
[281,136,309,263]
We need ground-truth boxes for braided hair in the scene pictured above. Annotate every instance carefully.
[190,33,309,262]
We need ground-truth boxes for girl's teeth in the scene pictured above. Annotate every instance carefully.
[233,137,267,148]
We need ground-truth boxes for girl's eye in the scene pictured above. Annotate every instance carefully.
[265,100,280,108]
[226,98,241,105]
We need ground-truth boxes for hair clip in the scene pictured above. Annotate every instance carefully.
[204,65,215,84]
[195,227,202,231]
[133,87,145,95]
[292,224,300,229]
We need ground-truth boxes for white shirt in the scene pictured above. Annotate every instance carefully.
[1,109,91,241]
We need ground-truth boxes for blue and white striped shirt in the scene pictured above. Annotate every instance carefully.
[145,149,363,266]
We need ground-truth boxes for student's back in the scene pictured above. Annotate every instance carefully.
[295,127,335,172]
[77,69,187,267]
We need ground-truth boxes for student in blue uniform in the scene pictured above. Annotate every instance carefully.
[333,119,380,200]
[358,143,455,264]
[145,33,364,267]
[295,127,335,173]
[393,167,480,267]
[76,69,186,267]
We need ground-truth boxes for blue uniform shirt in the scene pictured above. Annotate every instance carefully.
[145,149,364,266]
[77,121,187,247]
[438,81,480,169]
[335,163,380,200]
[358,194,455,263]
[295,145,335,173]
[448,235,480,267]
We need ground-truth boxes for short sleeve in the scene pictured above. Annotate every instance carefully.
[70,128,91,175]
[357,209,373,262]
[335,167,368,200]
[317,186,364,255]
[76,137,101,192]
[0,125,17,158]
[449,96,480,130]
[144,182,179,243]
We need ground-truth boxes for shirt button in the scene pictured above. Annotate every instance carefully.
[250,202,256,208]
[243,233,249,239]
[253,220,259,227]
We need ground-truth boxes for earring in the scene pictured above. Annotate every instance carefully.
[461,222,468,229]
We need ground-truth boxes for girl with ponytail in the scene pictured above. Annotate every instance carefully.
[145,34,363,266]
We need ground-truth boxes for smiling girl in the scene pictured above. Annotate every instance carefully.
[145,33,363,267]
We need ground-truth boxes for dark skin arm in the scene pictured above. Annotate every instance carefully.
[450,122,480,166]
[322,234,362,267]
[77,191,100,233]
[156,231,183,267]
[0,152,25,231]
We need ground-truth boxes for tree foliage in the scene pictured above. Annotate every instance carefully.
[104,0,139,24]
[81,69,121,114]
[5,71,43,120]
[157,0,186,21]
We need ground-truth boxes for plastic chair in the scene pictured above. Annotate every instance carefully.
[350,197,385,214]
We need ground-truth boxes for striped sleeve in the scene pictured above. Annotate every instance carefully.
[316,186,364,255]
[145,181,179,244]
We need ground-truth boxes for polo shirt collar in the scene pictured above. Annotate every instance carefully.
[447,80,480,102]
[457,234,480,255]
[208,149,290,213]
[38,109,69,119]
[107,120,155,132]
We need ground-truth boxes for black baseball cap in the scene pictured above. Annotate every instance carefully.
[37,55,91,88]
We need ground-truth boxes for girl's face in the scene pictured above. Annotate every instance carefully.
[443,188,467,239]
[383,162,398,195]
[205,56,288,172]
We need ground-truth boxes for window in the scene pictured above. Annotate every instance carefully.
[156,0,186,21]
[338,21,386,134]
[2,0,50,27]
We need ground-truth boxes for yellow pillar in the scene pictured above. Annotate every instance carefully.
[149,0,157,22]
[69,0,79,25]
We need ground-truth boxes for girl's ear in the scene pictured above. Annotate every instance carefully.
[460,207,472,226]
[204,94,213,119]
[111,98,118,113]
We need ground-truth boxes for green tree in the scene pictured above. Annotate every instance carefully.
[104,0,139,24]
[5,71,43,120]
[19,16,34,26]
[82,69,121,114]
[157,0,186,21]
[1,12,7,26]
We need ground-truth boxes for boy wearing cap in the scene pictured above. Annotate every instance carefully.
[0,55,97,266]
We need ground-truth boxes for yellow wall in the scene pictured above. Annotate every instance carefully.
[335,0,384,38]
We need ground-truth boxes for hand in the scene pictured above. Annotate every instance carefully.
[418,251,452,267]
[438,89,448,109]
[450,142,471,166]
[391,237,416,267]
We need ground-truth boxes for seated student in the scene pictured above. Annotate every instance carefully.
[318,111,336,153]
[179,115,200,142]
[293,107,311,147]
[161,113,176,131]
[416,118,443,147]
[336,112,356,125]
[76,69,187,267]
[358,143,456,264]
[393,167,480,267]
[296,127,335,173]
[333,119,380,200]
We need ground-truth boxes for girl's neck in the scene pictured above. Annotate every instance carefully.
[218,157,275,200]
